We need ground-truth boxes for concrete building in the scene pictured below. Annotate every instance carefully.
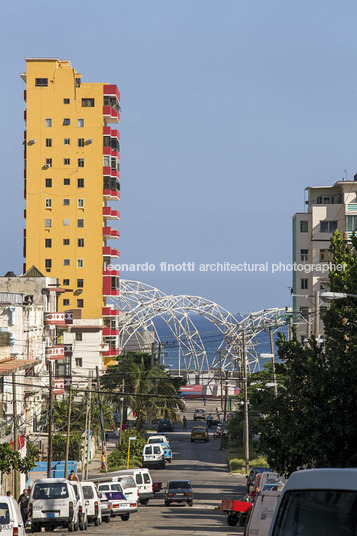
[21,58,121,368]
[292,180,357,343]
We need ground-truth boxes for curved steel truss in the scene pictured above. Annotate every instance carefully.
[108,280,288,375]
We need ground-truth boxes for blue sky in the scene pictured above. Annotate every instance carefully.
[1,0,357,313]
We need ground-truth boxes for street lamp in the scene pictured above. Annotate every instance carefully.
[320,292,357,301]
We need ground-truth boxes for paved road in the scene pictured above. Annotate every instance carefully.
[84,421,246,535]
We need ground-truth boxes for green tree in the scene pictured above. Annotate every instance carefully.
[101,352,185,430]
[52,433,82,462]
[258,231,357,474]
[0,443,36,474]
[107,429,146,470]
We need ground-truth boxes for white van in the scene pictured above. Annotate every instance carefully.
[112,469,154,504]
[268,468,357,536]
[93,477,139,502]
[29,478,80,532]
[81,482,101,526]
[142,443,165,469]
[69,481,88,530]
[0,495,25,536]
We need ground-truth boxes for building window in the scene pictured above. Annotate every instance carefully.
[64,178,70,185]
[77,259,84,268]
[82,98,95,107]
[35,78,48,87]
[75,358,83,367]
[346,215,357,233]
[45,118,52,127]
[45,158,52,167]
[77,118,84,127]
[45,199,52,208]
[45,178,52,188]
[75,78,81,88]
[63,219,70,226]
[77,238,84,247]
[64,158,70,165]
[64,138,70,145]
[320,220,337,233]
[64,259,70,266]
[63,118,71,126]
[77,199,84,208]
[63,239,70,245]
[63,279,70,286]
[301,278,308,290]
[77,299,84,308]
[103,155,110,167]
[77,279,84,288]
[75,332,82,341]
[63,199,70,206]
[63,299,70,306]
[300,306,309,319]
[77,219,84,228]
[300,249,308,262]
[320,249,333,262]
[78,138,85,147]
[77,178,84,188]
[45,219,52,228]
[45,238,52,248]
[300,220,308,233]
[46,138,52,147]
[45,259,52,270]
[63,98,70,104]
[78,158,84,167]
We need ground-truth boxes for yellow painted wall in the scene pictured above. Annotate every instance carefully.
[25,59,110,319]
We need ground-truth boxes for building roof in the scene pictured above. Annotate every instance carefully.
[0,359,40,375]
[23,265,45,278]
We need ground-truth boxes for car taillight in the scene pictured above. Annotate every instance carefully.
[79,505,82,513]
[13,528,19,536]
[168,493,174,497]
[142,456,144,461]
[187,492,192,496]
[130,503,137,507]
[95,501,98,510]
[162,454,165,459]
[69,501,73,511]
[107,504,111,510]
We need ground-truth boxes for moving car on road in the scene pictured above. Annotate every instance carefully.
[142,443,166,469]
[164,481,194,507]
[191,426,209,442]
[193,408,206,421]
[157,418,175,432]
[147,434,169,445]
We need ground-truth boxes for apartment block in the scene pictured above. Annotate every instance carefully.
[292,180,357,343]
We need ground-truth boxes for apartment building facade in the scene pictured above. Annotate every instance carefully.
[21,58,120,368]
[292,180,357,343]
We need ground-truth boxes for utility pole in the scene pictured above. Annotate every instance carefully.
[219,351,223,411]
[119,379,125,446]
[82,372,92,480]
[269,327,278,397]
[223,370,228,421]
[314,289,320,338]
[64,386,72,479]
[242,329,249,474]
[47,361,53,478]
[12,372,19,499]
[96,366,106,464]
[288,314,293,342]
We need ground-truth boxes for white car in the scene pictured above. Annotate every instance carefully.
[29,478,80,532]
[0,495,25,536]
[69,481,88,530]
[102,490,137,521]
[81,482,102,526]
[147,435,169,445]
[142,443,165,469]
[98,492,111,523]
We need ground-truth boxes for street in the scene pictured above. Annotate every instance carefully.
[84,415,246,535]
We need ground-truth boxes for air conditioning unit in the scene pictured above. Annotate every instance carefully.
[29,139,36,144]
[44,164,51,168]
[86,139,93,144]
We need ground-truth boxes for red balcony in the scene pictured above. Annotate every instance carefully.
[103,207,120,220]
[103,327,119,336]
[103,126,120,139]
[103,267,119,277]
[103,226,119,239]
[102,347,119,358]
[44,312,73,326]
[103,146,120,160]
[102,246,119,258]
[103,84,120,101]
[102,307,119,317]
[103,105,120,124]
[103,189,120,200]
[103,166,119,178]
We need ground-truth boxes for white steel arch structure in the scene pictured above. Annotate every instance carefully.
[108,280,288,375]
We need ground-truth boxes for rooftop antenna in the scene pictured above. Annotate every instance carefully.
[344,169,347,180]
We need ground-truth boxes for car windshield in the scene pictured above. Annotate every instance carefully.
[149,437,164,443]
[82,486,94,499]
[105,491,126,501]
[0,504,10,525]
[168,481,191,489]
[119,476,136,489]
[192,428,205,432]
[33,483,69,499]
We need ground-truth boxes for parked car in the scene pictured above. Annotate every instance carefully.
[81,482,101,526]
[164,480,194,506]
[142,443,166,469]
[98,492,111,523]
[29,478,80,532]
[0,495,26,535]
[69,481,88,530]
[147,434,169,445]
[191,426,209,442]
[103,491,137,521]
[110,468,154,505]
[157,418,175,432]
[193,408,206,421]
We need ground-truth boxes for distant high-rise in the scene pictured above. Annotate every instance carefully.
[21,58,120,367]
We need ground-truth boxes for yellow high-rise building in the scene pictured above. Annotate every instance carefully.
[21,58,120,366]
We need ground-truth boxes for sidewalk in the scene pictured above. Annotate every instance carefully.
[87,433,117,478]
